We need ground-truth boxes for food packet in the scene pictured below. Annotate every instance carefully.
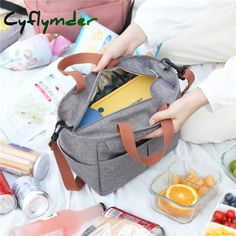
[82,216,154,236]
[0,33,71,70]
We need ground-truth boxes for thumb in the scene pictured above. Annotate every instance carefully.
[92,53,112,73]
[149,110,170,126]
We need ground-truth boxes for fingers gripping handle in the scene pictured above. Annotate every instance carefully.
[57,53,118,93]
[117,104,174,166]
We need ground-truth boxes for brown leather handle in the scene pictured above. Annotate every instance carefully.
[181,68,195,95]
[50,142,85,191]
[57,53,118,93]
[117,104,174,166]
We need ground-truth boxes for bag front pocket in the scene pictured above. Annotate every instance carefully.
[97,139,153,195]
[98,151,148,196]
[60,147,100,194]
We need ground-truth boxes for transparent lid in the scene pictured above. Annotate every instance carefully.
[221,145,236,183]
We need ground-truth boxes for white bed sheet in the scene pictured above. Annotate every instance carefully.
[1,27,236,236]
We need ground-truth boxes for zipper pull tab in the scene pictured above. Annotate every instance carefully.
[49,121,72,147]
[150,69,159,78]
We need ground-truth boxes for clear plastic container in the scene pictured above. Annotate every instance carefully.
[203,190,236,236]
[203,222,236,236]
[149,159,222,224]
[221,145,236,183]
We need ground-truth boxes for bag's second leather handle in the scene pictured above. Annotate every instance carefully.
[117,104,174,166]
[58,53,118,93]
[50,142,85,191]
[181,69,195,95]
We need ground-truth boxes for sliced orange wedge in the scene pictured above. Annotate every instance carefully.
[166,184,199,206]
[156,184,200,218]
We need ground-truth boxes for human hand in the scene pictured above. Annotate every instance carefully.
[92,23,146,72]
[92,37,134,72]
[145,88,208,139]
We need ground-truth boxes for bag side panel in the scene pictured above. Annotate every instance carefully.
[59,129,97,166]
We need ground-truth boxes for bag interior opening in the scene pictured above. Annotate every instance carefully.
[76,68,155,130]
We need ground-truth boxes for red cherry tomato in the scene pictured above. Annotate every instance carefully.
[226,210,235,219]
[222,215,227,223]
[232,218,236,224]
[213,219,222,224]
[213,211,224,221]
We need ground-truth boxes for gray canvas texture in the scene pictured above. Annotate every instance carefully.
[57,56,181,195]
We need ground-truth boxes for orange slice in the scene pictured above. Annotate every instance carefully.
[166,184,199,206]
[156,188,195,218]
[156,190,168,212]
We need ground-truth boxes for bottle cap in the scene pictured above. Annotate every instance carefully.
[33,153,50,181]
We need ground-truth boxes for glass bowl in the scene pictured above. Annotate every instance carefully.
[149,159,222,224]
[221,145,236,183]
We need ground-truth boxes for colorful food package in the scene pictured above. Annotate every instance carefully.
[82,217,154,236]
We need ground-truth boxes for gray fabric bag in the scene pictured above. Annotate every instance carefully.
[49,53,194,196]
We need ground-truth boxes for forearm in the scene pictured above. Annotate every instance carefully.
[119,22,147,51]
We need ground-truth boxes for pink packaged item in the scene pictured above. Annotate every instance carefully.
[48,34,72,61]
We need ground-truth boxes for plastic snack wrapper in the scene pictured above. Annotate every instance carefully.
[72,12,162,74]
[0,33,71,70]
[82,216,154,236]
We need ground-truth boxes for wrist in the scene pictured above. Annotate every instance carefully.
[183,88,209,112]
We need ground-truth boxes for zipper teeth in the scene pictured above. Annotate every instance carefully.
[106,66,155,77]
[73,122,161,142]
[73,68,156,132]
[72,71,102,131]
[75,98,153,132]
